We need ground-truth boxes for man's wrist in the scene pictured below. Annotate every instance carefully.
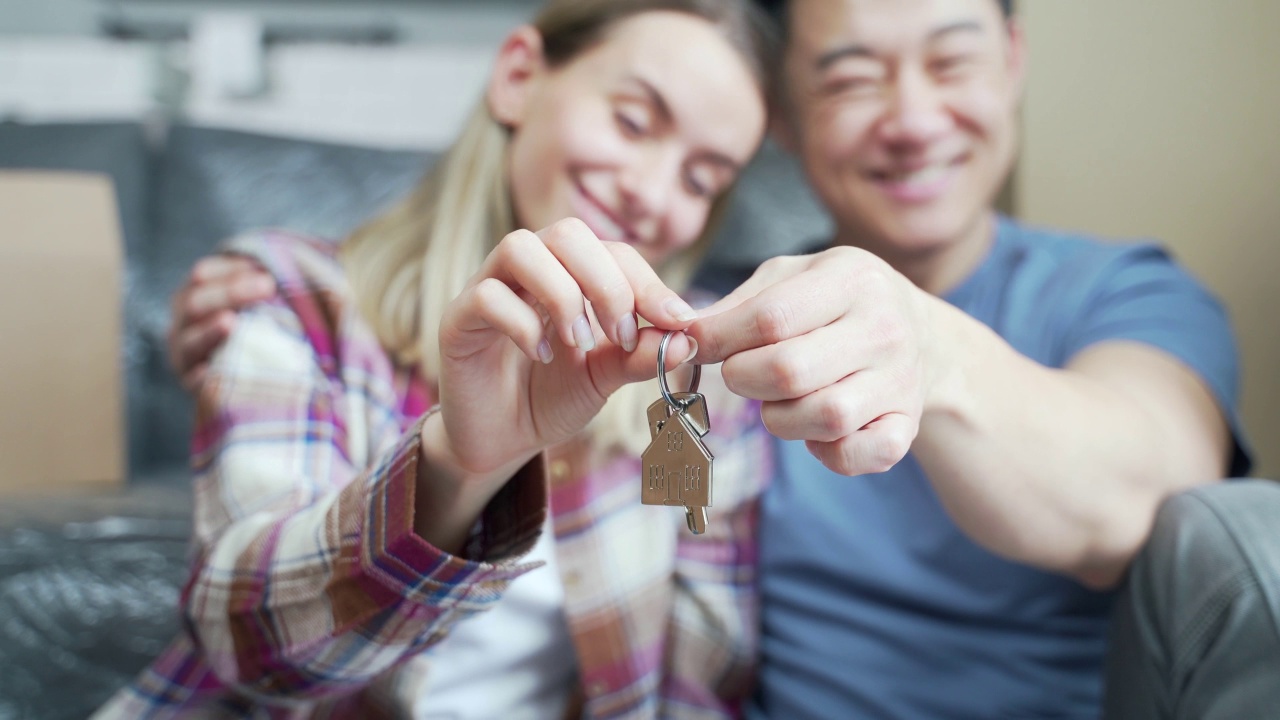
[918,294,980,424]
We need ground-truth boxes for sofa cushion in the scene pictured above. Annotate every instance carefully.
[137,125,434,473]
[704,137,832,267]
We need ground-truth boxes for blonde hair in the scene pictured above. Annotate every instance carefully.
[341,0,777,456]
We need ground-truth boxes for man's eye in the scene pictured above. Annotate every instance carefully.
[822,76,880,97]
[932,55,975,78]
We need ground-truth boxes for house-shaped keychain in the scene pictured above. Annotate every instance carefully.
[641,409,713,515]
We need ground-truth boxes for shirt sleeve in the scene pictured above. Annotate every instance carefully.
[1060,243,1251,476]
[184,298,547,703]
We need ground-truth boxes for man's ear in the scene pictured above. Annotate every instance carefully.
[1004,17,1028,102]
[487,25,547,128]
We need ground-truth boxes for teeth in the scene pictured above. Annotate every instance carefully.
[886,164,948,185]
[583,201,624,242]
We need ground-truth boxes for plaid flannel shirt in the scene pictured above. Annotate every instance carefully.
[94,231,772,719]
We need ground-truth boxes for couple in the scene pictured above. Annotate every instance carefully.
[99,0,1275,718]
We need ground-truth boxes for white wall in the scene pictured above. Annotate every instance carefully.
[1,38,494,149]
[0,0,537,42]
[0,1,535,149]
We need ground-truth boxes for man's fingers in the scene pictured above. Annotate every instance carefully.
[179,271,274,324]
[759,369,907,442]
[181,365,209,394]
[694,254,813,320]
[190,254,259,282]
[803,412,918,477]
[720,321,880,401]
[172,311,234,378]
[689,269,845,365]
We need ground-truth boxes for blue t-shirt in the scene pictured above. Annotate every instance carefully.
[733,217,1250,719]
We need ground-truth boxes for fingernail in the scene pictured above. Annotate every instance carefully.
[617,313,638,353]
[682,337,699,364]
[537,338,554,364]
[665,297,697,323]
[572,315,596,352]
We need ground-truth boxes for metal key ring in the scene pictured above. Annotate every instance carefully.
[657,330,700,410]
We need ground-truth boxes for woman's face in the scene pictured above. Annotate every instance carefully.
[491,11,768,267]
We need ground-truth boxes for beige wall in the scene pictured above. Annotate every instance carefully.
[1016,0,1280,477]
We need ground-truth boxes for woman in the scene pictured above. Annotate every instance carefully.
[96,1,777,718]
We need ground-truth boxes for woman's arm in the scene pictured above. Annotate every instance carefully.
[186,298,546,703]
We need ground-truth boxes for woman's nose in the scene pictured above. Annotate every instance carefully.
[617,146,680,220]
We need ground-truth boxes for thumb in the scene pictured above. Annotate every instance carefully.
[585,328,697,398]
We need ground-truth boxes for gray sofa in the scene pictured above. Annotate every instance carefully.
[0,120,828,718]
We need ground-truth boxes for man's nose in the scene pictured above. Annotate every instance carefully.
[878,68,951,147]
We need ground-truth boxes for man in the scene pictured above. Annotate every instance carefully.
[685,0,1255,716]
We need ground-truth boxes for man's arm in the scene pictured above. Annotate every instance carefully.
[690,245,1238,590]
[168,254,276,391]
[914,301,1230,588]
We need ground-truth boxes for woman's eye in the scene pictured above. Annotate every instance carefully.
[684,170,716,199]
[616,111,647,137]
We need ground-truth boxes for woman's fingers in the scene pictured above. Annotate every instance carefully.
[445,277,555,364]
[602,241,699,330]
[479,219,693,357]
[582,328,698,399]
[537,219,640,352]
[482,225,598,352]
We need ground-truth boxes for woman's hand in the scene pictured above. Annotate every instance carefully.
[435,218,698,475]
[168,255,277,391]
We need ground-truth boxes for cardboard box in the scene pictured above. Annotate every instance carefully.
[0,171,124,492]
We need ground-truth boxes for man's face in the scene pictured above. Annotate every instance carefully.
[781,0,1024,255]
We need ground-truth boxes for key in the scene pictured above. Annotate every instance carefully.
[641,331,714,535]
[647,392,710,439]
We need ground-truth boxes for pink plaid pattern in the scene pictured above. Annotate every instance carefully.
[94,231,772,719]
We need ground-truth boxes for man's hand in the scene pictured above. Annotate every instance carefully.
[689,246,935,476]
[168,255,276,391]
[690,247,1231,586]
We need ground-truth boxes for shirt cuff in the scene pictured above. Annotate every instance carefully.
[357,413,549,608]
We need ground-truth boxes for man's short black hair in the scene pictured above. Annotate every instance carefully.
[756,0,1014,27]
